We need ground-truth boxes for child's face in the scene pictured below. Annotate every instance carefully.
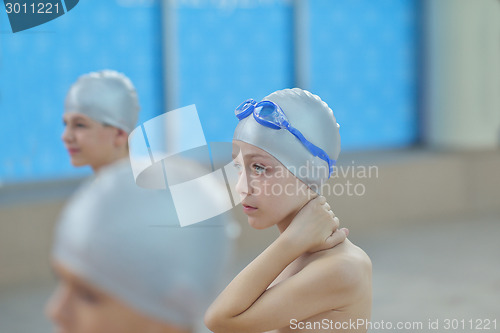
[46,261,188,333]
[232,140,315,230]
[61,112,123,171]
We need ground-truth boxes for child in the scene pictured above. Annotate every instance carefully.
[46,155,232,333]
[205,88,372,332]
[62,70,139,173]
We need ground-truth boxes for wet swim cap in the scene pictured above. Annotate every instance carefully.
[52,161,231,328]
[233,88,340,194]
[65,70,140,133]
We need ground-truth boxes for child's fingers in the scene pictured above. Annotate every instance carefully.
[324,228,347,249]
[325,207,335,218]
[333,216,340,230]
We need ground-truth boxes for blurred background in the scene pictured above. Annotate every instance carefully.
[1,0,499,332]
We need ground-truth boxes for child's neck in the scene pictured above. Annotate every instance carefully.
[276,214,295,234]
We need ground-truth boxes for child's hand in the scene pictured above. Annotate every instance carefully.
[283,196,348,254]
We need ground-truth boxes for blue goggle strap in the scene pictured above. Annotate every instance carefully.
[285,123,335,178]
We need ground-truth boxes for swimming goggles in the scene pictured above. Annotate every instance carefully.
[235,98,336,178]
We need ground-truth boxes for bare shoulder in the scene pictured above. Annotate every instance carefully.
[301,239,372,303]
[325,239,371,281]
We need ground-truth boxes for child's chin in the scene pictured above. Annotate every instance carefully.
[247,217,273,230]
[70,158,87,167]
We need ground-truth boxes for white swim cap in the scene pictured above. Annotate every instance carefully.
[233,88,341,194]
[52,161,231,328]
[65,70,140,133]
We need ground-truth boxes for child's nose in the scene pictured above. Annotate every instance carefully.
[45,285,72,327]
[61,126,74,143]
[235,167,252,196]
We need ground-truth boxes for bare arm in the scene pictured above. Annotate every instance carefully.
[204,196,349,333]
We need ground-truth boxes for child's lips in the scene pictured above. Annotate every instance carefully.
[67,147,80,155]
[242,203,258,214]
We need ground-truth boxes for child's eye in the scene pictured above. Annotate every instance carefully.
[252,164,267,175]
[75,123,86,128]
[76,287,100,304]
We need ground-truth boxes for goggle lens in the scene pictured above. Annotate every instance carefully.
[235,99,256,119]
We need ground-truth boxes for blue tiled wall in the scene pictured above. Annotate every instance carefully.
[0,0,419,183]
[0,0,163,182]
[309,0,419,150]
[177,1,294,143]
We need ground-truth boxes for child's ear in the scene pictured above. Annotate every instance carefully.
[115,128,129,148]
